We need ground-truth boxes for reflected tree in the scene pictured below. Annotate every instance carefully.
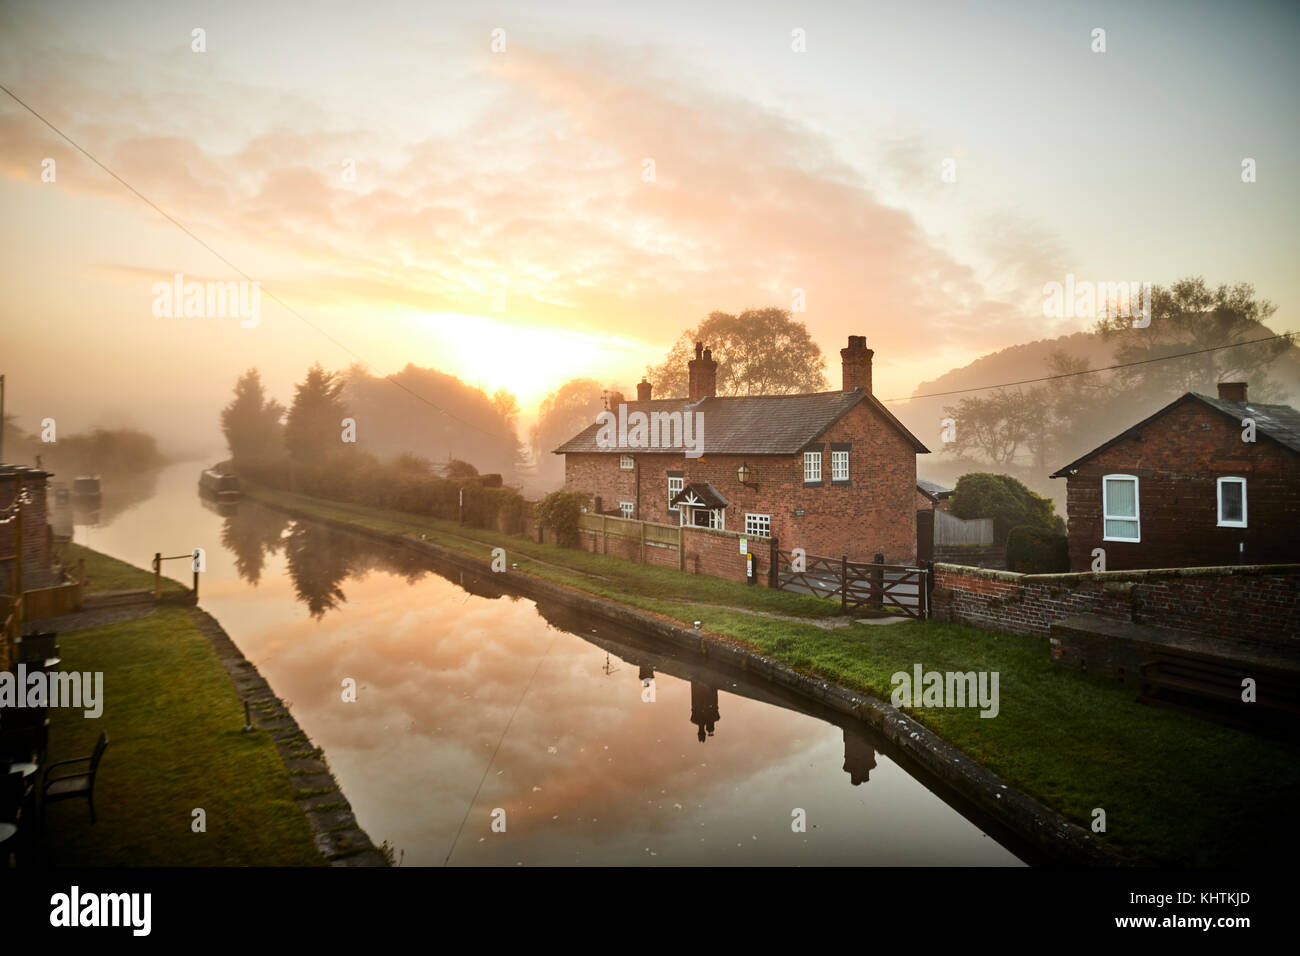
[220,501,290,586]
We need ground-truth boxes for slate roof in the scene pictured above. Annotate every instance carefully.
[553,389,929,456]
[1050,392,1300,477]
[670,482,729,510]
[916,478,952,500]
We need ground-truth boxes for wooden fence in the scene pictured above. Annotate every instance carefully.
[935,510,994,546]
[578,512,684,568]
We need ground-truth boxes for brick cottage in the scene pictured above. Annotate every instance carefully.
[1050,381,1300,571]
[554,336,930,564]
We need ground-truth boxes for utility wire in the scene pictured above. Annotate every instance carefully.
[881,332,1296,403]
[442,629,559,866]
[0,82,498,440]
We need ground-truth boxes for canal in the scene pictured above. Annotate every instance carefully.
[73,460,1025,866]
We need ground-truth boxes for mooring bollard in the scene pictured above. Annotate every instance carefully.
[243,700,253,733]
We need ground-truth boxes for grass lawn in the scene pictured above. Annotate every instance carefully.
[60,541,187,596]
[35,593,322,865]
[248,482,1300,866]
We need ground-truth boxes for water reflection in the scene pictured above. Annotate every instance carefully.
[168,486,1027,865]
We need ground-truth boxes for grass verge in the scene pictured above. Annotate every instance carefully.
[35,568,323,865]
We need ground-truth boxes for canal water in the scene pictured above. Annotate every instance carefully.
[73,461,1024,866]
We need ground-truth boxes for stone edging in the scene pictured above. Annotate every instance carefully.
[189,608,388,867]
[254,492,1124,867]
[934,561,1300,585]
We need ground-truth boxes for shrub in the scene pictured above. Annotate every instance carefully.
[533,490,590,547]
[950,473,1062,543]
[1005,525,1070,573]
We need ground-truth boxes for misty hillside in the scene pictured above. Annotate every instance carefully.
[893,321,1300,505]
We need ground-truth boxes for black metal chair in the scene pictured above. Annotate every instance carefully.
[1,767,35,866]
[41,732,108,828]
[0,706,50,766]
[16,631,60,670]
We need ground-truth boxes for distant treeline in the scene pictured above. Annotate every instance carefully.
[221,366,529,533]
[1,417,165,476]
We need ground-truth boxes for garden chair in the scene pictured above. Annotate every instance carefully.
[41,732,108,828]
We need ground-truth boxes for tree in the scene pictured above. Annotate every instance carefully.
[1095,277,1290,401]
[285,364,348,464]
[949,473,1062,543]
[646,308,829,397]
[221,369,286,465]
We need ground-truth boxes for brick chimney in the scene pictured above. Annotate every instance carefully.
[688,341,718,401]
[1218,381,1248,403]
[637,379,653,402]
[841,335,874,393]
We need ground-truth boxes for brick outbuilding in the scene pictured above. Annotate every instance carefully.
[1050,382,1300,571]
[555,336,929,563]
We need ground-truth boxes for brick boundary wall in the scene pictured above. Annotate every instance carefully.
[932,562,1300,647]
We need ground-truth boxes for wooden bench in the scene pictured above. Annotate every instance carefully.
[1139,646,1300,731]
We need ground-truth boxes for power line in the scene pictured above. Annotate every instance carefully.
[881,332,1296,403]
[0,82,500,441]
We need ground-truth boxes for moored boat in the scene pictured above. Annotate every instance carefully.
[199,468,240,502]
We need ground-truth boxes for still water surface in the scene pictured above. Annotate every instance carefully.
[74,461,1024,866]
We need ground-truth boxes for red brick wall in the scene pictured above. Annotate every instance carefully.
[574,520,768,582]
[932,563,1300,647]
[0,473,52,590]
[562,400,919,563]
[1061,398,1300,570]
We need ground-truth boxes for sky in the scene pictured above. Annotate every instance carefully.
[1,0,1297,456]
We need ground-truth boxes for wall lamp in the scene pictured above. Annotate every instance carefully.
[737,461,758,489]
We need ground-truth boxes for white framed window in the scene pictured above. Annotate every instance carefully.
[1217,477,1247,527]
[690,508,722,530]
[619,501,635,519]
[668,475,684,512]
[619,455,634,470]
[831,449,849,482]
[1102,474,1140,542]
[745,513,771,537]
[803,450,822,483]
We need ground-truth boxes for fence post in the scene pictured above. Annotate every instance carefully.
[871,553,884,610]
[840,555,847,613]
[924,559,934,619]
[640,519,646,564]
[768,536,778,588]
[154,552,162,601]
[678,525,685,572]
[192,566,200,603]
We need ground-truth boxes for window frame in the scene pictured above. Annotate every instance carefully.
[831,446,850,484]
[619,454,634,471]
[803,447,823,485]
[1101,474,1141,543]
[667,473,684,513]
[619,501,635,519]
[744,513,772,538]
[1216,477,1247,528]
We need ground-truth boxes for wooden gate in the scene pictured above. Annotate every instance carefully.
[774,548,930,619]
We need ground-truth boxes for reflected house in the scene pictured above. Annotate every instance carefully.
[690,681,720,742]
[841,727,878,786]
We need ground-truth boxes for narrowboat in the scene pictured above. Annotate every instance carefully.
[199,468,241,502]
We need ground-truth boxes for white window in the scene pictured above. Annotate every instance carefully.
[803,450,822,483]
[1102,474,1140,542]
[619,455,634,470]
[690,508,722,530]
[619,501,635,519]
[668,475,684,512]
[745,513,771,537]
[1217,477,1247,527]
[831,449,849,482]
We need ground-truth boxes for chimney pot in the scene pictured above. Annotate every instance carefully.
[637,379,653,402]
[688,341,719,401]
[1217,381,1248,403]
